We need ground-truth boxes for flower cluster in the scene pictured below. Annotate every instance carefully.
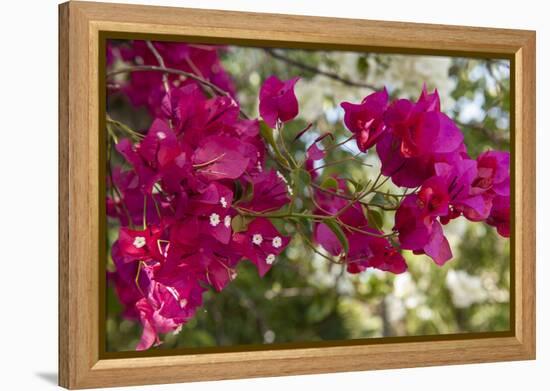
[109,41,235,117]
[340,87,510,266]
[107,41,510,350]
[108,79,291,350]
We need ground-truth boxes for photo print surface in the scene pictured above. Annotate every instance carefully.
[104,39,511,353]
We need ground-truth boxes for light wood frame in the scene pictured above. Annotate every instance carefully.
[59,1,536,389]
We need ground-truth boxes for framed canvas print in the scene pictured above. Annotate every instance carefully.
[58,1,536,389]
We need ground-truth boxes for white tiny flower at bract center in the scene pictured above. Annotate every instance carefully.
[266,254,276,265]
[172,324,183,335]
[252,234,263,245]
[209,213,221,227]
[224,215,232,228]
[220,197,228,208]
[157,131,167,140]
[133,236,146,249]
[277,170,288,183]
[272,236,282,248]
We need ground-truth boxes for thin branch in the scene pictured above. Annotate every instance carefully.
[324,135,355,152]
[107,115,144,140]
[145,41,171,100]
[107,65,250,119]
[311,156,372,172]
[277,121,297,168]
[264,48,379,90]
[455,120,508,146]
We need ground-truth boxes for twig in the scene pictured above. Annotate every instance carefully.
[324,135,355,152]
[145,41,171,100]
[107,65,250,119]
[264,48,379,90]
[455,120,508,146]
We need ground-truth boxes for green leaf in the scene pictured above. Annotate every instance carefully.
[322,219,349,255]
[344,178,365,193]
[231,215,253,233]
[233,181,243,201]
[306,298,334,323]
[292,168,311,190]
[356,56,369,78]
[367,208,384,230]
[320,177,339,192]
[370,192,395,208]
[259,120,275,143]
[241,181,254,203]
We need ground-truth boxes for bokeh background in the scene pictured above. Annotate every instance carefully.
[106,42,510,352]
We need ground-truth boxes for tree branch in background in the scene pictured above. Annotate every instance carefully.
[456,120,509,147]
[264,48,379,90]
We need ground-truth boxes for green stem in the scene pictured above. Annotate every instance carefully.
[277,121,297,169]
[107,115,144,140]
[324,134,355,152]
[235,206,328,221]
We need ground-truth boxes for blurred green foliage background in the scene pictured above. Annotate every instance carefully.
[106,43,510,352]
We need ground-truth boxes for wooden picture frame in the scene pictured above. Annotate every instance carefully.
[59,1,536,388]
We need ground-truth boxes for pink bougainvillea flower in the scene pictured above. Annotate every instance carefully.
[177,93,240,144]
[178,237,242,291]
[135,274,206,350]
[377,87,465,188]
[341,88,389,152]
[108,243,153,319]
[115,225,164,264]
[314,222,346,257]
[416,176,451,218]
[116,119,183,193]
[187,182,233,213]
[259,75,300,128]
[107,168,168,227]
[232,218,290,277]
[198,208,234,245]
[116,138,159,193]
[311,182,407,274]
[106,74,513,352]
[239,170,291,213]
[421,220,453,266]
[171,195,234,246]
[148,274,205,323]
[394,195,431,250]
[192,135,250,181]
[135,298,162,350]
[347,232,408,274]
[394,194,452,265]
[313,206,407,274]
[415,85,441,112]
[307,142,325,161]
[113,40,235,117]
[433,158,492,222]
[486,195,510,237]
[472,151,510,197]
[303,139,326,180]
[139,119,181,167]
[169,216,200,250]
